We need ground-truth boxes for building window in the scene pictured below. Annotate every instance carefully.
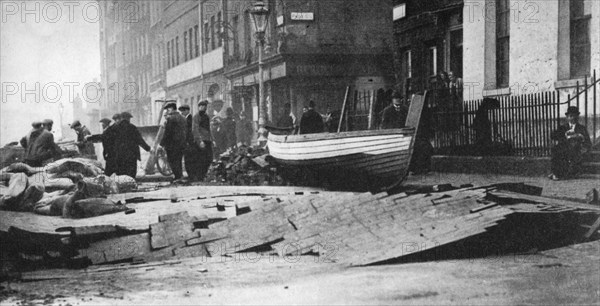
[496,0,510,88]
[244,11,252,57]
[167,40,171,69]
[449,29,463,78]
[210,16,216,50]
[217,12,222,47]
[401,49,412,95]
[183,31,188,61]
[204,22,210,52]
[393,3,406,21]
[427,46,437,77]
[175,36,180,65]
[232,15,239,57]
[188,28,194,59]
[194,25,199,57]
[570,0,591,78]
[404,49,412,78]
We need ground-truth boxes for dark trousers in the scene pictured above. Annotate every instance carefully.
[409,138,433,174]
[115,157,138,178]
[551,142,583,178]
[104,156,116,176]
[166,147,184,180]
[199,141,213,180]
[184,145,202,181]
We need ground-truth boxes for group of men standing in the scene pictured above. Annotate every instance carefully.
[86,112,151,178]
[161,100,213,183]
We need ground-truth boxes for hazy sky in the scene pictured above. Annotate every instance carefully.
[0,0,100,145]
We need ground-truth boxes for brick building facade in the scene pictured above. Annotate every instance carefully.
[392,0,464,98]
[99,0,397,141]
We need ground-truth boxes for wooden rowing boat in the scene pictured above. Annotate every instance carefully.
[267,93,426,191]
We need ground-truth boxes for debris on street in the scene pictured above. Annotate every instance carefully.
[208,146,285,186]
[1,182,599,278]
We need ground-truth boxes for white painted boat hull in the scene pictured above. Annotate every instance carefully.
[267,128,416,191]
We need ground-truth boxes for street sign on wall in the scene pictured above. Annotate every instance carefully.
[290,12,314,21]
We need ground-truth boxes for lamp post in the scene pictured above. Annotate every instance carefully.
[250,0,270,145]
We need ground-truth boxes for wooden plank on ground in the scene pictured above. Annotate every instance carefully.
[488,191,600,211]
[79,233,151,265]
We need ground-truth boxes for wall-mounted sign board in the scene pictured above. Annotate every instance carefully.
[290,12,314,21]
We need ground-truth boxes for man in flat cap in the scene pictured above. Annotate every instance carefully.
[192,100,213,180]
[20,121,43,149]
[112,112,151,178]
[161,103,188,182]
[20,121,45,164]
[549,106,591,180]
[86,115,121,175]
[70,120,96,157]
[42,119,54,132]
[22,119,61,166]
[179,104,199,181]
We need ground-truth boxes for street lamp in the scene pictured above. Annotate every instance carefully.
[250,0,270,145]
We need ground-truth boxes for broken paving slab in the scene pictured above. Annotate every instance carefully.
[2,184,600,272]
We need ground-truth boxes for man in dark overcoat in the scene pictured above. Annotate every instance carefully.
[380,91,408,130]
[86,114,121,176]
[179,105,201,181]
[161,103,188,182]
[113,112,151,178]
[70,120,96,157]
[549,106,592,180]
[192,100,213,180]
[299,100,325,134]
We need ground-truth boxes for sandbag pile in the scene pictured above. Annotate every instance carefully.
[0,158,133,218]
[33,180,128,218]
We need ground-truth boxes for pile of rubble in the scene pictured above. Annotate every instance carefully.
[208,146,286,186]
[1,183,599,278]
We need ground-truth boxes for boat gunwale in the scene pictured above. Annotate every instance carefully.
[267,128,416,143]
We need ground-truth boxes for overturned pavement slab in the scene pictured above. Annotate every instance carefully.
[1,183,599,278]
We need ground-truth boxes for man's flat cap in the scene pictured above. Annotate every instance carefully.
[121,112,133,118]
[198,100,209,106]
[99,118,112,124]
[112,113,122,120]
[178,105,190,111]
[70,120,81,128]
[164,102,177,110]
[42,119,54,125]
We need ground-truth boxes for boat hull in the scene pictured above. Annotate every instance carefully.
[267,129,415,191]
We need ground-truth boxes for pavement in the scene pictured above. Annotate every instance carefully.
[1,171,599,305]
[405,172,600,202]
